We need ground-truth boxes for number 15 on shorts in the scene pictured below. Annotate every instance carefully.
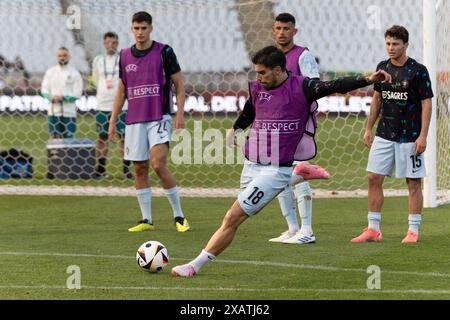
[407,153,425,177]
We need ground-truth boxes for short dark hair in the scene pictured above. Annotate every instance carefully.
[58,47,69,52]
[385,25,409,43]
[132,11,152,25]
[275,13,296,25]
[103,31,118,40]
[251,46,286,71]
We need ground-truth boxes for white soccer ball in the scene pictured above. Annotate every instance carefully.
[136,240,169,273]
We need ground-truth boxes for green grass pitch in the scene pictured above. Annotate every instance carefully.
[1,195,449,300]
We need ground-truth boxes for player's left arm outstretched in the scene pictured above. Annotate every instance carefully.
[304,70,391,102]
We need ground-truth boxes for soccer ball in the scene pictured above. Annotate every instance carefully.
[136,241,169,273]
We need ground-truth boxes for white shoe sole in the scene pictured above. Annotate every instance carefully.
[268,232,296,243]
[269,239,289,243]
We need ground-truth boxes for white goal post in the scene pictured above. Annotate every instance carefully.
[423,0,437,208]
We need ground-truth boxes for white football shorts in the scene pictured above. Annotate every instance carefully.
[367,136,426,179]
[238,160,293,216]
[124,114,172,161]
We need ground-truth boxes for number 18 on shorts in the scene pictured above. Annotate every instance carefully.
[238,161,292,216]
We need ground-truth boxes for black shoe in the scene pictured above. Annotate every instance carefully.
[123,167,133,179]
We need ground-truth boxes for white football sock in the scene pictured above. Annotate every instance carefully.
[408,214,422,234]
[136,188,152,223]
[190,249,216,273]
[290,172,305,186]
[296,182,313,235]
[277,187,299,234]
[368,212,381,231]
[164,187,184,218]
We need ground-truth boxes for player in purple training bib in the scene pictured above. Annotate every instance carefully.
[108,11,190,233]
[172,46,391,277]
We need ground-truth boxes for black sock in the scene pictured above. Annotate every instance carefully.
[174,216,184,224]
[97,158,107,174]
[123,160,131,172]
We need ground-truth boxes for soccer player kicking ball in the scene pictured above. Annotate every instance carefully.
[227,13,327,246]
[109,11,190,233]
[172,46,391,277]
[351,26,433,244]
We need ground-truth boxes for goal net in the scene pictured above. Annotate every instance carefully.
[436,0,450,205]
[0,0,448,204]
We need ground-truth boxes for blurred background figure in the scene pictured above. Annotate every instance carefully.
[91,32,132,179]
[40,47,83,139]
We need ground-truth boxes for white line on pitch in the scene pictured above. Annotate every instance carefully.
[0,284,449,295]
[1,251,450,279]
[1,185,423,199]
